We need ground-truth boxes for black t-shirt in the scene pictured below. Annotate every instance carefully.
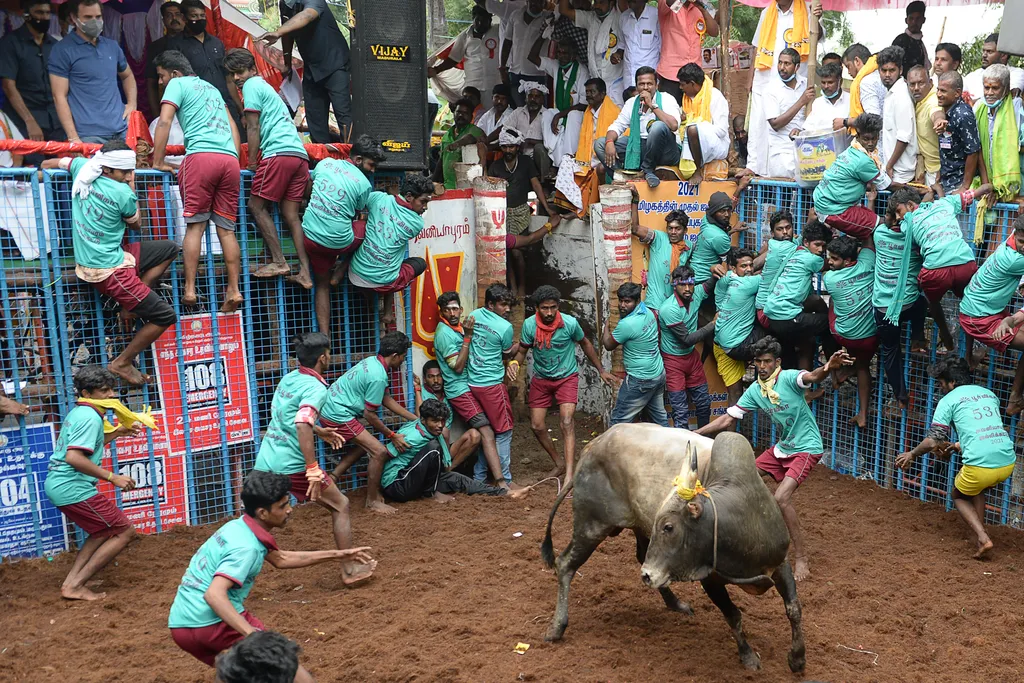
[489,156,538,208]
[280,0,350,82]
[892,33,927,71]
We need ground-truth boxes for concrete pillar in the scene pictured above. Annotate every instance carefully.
[454,162,483,189]
[472,176,508,307]
[598,184,634,376]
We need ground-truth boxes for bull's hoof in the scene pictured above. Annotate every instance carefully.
[788,649,806,673]
[740,650,762,671]
[662,594,694,615]
[544,624,566,642]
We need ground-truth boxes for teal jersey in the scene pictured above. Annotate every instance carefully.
[644,230,673,309]
[43,404,106,507]
[763,247,823,321]
[822,249,877,340]
[612,303,664,380]
[904,195,974,270]
[349,191,424,286]
[714,272,762,349]
[302,159,372,249]
[320,356,390,424]
[421,387,454,430]
[658,285,709,356]
[932,385,1015,470]
[688,218,732,283]
[960,240,1024,318]
[162,75,237,157]
[812,146,881,217]
[735,369,823,454]
[253,368,329,475]
[167,515,276,628]
[872,224,922,310]
[755,239,798,311]
[466,307,514,387]
[241,76,307,160]
[69,157,138,270]
[433,321,470,399]
[520,313,584,380]
[382,420,451,488]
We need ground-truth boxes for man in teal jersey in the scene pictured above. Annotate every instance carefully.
[603,281,668,426]
[753,209,797,319]
[762,220,835,369]
[959,215,1024,414]
[897,357,1016,559]
[43,366,141,601]
[251,332,375,585]
[631,207,690,310]
[224,48,312,288]
[466,283,521,486]
[168,470,372,674]
[151,50,244,314]
[510,285,616,481]
[888,184,990,350]
[381,399,521,503]
[686,191,736,287]
[699,337,853,581]
[321,331,418,515]
[432,291,508,489]
[712,247,763,404]
[823,235,878,428]
[414,360,486,473]
[658,265,716,428]
[44,139,179,386]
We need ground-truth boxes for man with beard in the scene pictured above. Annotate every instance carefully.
[963,33,1024,106]
[935,71,981,196]
[764,47,813,178]
[414,360,484,472]
[433,98,488,190]
[509,285,615,481]
[890,1,929,72]
[431,5,502,98]
[686,191,737,288]
[878,45,917,185]
[602,282,668,426]
[658,265,715,429]
[144,1,185,117]
[504,80,556,179]
[528,33,589,166]
[713,248,763,404]
[575,77,619,172]
[479,84,515,149]
[631,206,690,310]
[798,62,849,133]
[754,209,797,325]
[973,64,1024,213]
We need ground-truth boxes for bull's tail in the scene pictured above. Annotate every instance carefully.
[540,476,574,568]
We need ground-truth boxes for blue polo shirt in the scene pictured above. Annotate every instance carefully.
[48,32,128,139]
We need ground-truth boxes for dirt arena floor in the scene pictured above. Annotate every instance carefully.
[3,415,1024,683]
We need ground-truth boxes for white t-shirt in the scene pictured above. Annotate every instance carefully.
[619,3,661,89]
[750,1,811,90]
[0,112,25,168]
[803,90,850,132]
[963,66,1024,104]
[485,0,525,47]
[858,70,886,117]
[505,106,551,143]
[150,116,186,167]
[504,8,549,76]
[574,8,625,91]
[477,106,514,136]
[448,26,503,96]
[764,75,808,141]
[540,57,589,107]
[698,86,732,143]
[608,93,682,140]
[881,78,918,182]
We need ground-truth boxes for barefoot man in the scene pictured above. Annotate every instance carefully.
[414,361,484,471]
[697,337,853,581]
[44,366,141,600]
[169,470,373,679]
[251,332,375,585]
[897,357,1015,559]
[509,285,616,482]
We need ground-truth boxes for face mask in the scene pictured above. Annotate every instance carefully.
[780,72,796,83]
[825,89,841,101]
[186,18,206,35]
[986,97,1004,110]
[77,17,103,39]
[27,16,50,33]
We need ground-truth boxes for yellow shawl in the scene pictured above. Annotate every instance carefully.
[848,55,878,121]
[682,75,714,125]
[576,98,621,164]
[79,398,158,434]
[754,0,810,71]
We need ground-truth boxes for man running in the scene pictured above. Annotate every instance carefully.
[713,248,762,404]
[603,282,668,426]
[251,332,375,585]
[659,265,715,428]
[698,337,853,581]
[510,285,616,482]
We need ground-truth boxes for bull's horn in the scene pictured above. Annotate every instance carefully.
[690,447,698,474]
[679,441,697,490]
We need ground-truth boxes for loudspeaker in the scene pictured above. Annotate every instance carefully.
[998,0,1024,56]
[349,0,429,171]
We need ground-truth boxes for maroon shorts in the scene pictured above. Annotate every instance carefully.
[469,384,514,433]
[959,312,1023,353]
[57,492,131,538]
[287,470,339,503]
[528,373,579,409]
[820,205,878,240]
[304,220,367,276]
[179,152,241,230]
[319,416,366,441]
[449,391,489,428]
[755,448,822,485]
[365,262,421,294]
[251,154,309,203]
[918,261,978,303]
[756,309,771,330]
[662,351,708,392]
[170,611,264,666]
[828,308,879,357]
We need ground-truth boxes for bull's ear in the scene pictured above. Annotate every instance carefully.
[687,500,703,519]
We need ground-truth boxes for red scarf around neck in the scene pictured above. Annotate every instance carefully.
[439,317,464,335]
[534,310,565,349]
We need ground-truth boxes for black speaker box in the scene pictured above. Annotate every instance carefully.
[349,0,430,171]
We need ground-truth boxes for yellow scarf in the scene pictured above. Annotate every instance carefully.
[848,55,878,121]
[851,137,882,170]
[756,366,783,405]
[682,75,714,125]
[79,398,159,434]
[754,0,809,71]
[576,98,621,165]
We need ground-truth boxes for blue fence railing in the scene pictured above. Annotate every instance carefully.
[0,167,414,559]
[736,179,1023,528]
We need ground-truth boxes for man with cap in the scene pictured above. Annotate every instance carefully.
[687,190,738,288]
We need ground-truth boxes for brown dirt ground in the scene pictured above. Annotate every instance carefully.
[2,415,1024,683]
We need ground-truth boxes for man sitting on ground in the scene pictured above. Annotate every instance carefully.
[414,360,483,473]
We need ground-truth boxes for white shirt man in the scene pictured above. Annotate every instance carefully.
[448,25,503,96]
[681,86,731,164]
[858,70,886,116]
[963,65,1024,105]
[607,91,683,141]
[477,105,514,136]
[539,56,589,165]
[619,2,660,90]
[505,7,550,80]
[763,74,807,178]
[882,76,918,183]
[485,0,525,47]
[803,90,850,132]
[573,6,625,106]
[0,111,24,168]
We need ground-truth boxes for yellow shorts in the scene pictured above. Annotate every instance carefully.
[713,344,746,387]
[954,463,1014,497]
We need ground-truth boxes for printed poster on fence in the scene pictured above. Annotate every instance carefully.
[409,189,478,374]
[0,423,68,558]
[95,412,188,534]
[633,180,738,421]
[154,312,254,455]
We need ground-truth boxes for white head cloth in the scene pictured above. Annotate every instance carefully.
[518,80,550,95]
[72,150,137,200]
[498,127,525,146]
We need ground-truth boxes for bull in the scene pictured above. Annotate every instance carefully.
[540,424,805,673]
